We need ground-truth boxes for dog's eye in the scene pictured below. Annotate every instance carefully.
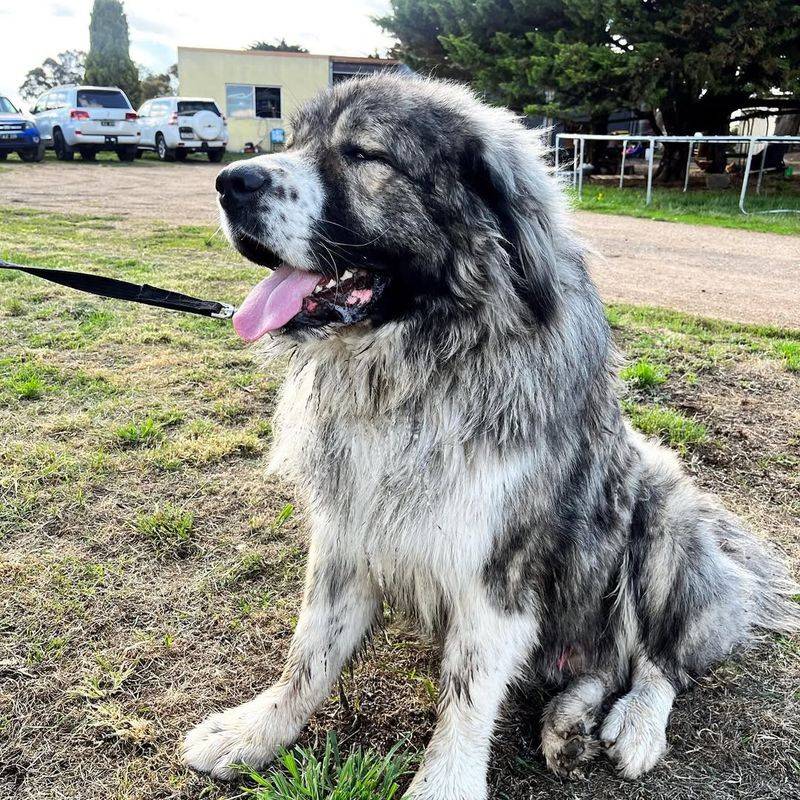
[343,145,392,166]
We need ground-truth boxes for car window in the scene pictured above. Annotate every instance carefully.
[138,101,151,118]
[151,100,171,118]
[76,89,131,109]
[46,91,64,110]
[0,97,19,114]
[177,100,220,116]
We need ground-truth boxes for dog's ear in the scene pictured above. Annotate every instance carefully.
[460,137,562,326]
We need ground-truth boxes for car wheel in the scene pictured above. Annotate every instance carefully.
[79,148,97,161]
[208,149,225,163]
[34,142,45,162]
[156,133,174,162]
[19,149,39,163]
[53,129,74,161]
[116,146,138,162]
[0,153,7,161]
[174,149,188,161]
[135,149,143,159]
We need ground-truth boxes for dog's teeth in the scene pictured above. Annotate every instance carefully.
[341,270,353,281]
[326,279,336,289]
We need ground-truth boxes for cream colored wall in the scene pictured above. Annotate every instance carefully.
[177,48,330,151]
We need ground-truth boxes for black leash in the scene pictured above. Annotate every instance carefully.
[0,259,235,319]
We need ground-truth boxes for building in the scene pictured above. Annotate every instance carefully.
[177,47,402,151]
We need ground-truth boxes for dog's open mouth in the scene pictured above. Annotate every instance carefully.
[233,265,385,341]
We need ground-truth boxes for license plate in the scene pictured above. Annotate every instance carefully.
[101,120,115,127]
[104,135,118,144]
[0,133,19,140]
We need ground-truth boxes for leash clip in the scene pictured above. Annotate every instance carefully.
[211,303,237,320]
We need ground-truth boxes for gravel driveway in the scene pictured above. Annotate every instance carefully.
[1,159,798,329]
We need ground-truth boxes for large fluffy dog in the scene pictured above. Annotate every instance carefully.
[182,75,798,798]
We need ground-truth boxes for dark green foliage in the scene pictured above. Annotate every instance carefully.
[139,65,177,103]
[378,0,800,149]
[249,39,309,53]
[19,50,86,101]
[84,0,141,106]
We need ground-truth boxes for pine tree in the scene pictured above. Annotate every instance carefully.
[83,0,141,106]
[378,0,800,179]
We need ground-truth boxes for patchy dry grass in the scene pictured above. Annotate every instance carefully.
[0,207,797,800]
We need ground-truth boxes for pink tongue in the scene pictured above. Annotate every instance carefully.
[233,266,322,341]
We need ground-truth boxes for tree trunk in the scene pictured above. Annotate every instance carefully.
[654,96,736,183]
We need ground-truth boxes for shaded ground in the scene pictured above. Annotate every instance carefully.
[1,158,798,329]
[0,208,797,800]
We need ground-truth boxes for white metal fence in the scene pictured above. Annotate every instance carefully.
[554,134,800,214]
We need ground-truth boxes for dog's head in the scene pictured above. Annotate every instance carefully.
[218,75,568,344]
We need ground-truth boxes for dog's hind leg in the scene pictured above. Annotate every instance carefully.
[405,591,537,800]
[182,550,380,780]
[599,652,675,779]
[540,673,612,779]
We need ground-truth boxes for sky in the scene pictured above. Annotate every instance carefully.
[0,0,395,107]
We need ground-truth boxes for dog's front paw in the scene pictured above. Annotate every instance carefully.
[182,702,277,780]
[599,692,667,779]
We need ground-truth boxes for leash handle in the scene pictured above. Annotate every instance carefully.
[0,259,235,320]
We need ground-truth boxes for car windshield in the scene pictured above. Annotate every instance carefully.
[76,90,131,109]
[177,100,220,116]
[0,96,19,114]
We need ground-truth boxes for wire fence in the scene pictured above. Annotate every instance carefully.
[554,134,800,215]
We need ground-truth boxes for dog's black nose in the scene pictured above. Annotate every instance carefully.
[216,162,271,206]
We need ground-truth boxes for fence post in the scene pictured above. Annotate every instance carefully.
[619,138,628,189]
[756,143,768,195]
[572,136,579,187]
[738,138,756,215]
[646,138,655,206]
[683,141,694,192]
[554,134,560,178]
[577,137,585,200]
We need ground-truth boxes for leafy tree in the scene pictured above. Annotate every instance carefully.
[139,64,178,103]
[379,0,800,179]
[248,39,308,53]
[19,50,86,101]
[84,0,141,106]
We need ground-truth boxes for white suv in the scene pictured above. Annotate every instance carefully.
[31,85,140,161]
[137,97,227,162]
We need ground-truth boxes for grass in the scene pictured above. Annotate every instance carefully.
[135,504,197,556]
[0,206,797,800]
[244,734,414,800]
[624,402,708,450]
[620,359,668,389]
[572,181,800,235]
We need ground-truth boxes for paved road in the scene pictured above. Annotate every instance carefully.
[1,159,798,329]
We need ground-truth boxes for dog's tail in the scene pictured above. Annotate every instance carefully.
[719,516,800,635]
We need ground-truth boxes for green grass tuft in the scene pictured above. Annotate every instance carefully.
[625,402,708,449]
[776,341,800,372]
[114,418,163,447]
[135,504,197,556]
[620,359,668,389]
[244,734,414,800]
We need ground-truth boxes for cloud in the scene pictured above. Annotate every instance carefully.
[51,2,75,16]
[127,12,177,37]
[131,40,177,72]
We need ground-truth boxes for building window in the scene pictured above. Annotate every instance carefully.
[225,84,281,119]
[226,84,254,119]
[255,86,281,119]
